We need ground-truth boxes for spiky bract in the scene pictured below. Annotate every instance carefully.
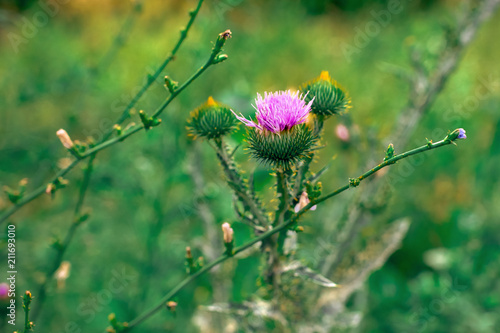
[187,97,238,140]
[246,124,317,170]
[300,71,351,117]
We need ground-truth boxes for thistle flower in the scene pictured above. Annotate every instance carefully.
[56,129,74,149]
[294,191,317,213]
[221,222,234,243]
[300,71,351,117]
[233,90,318,169]
[232,90,313,133]
[187,96,238,140]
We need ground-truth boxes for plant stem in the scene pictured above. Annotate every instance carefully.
[22,291,33,332]
[94,0,144,75]
[115,135,457,332]
[274,170,290,227]
[122,218,292,332]
[100,0,205,142]
[213,138,269,227]
[0,22,228,227]
[31,155,96,321]
[292,117,323,200]
[297,138,454,216]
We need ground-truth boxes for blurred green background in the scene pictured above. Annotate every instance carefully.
[0,0,499,332]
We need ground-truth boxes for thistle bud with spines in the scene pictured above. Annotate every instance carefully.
[187,96,238,140]
[299,71,351,118]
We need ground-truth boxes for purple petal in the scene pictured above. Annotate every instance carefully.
[231,110,260,129]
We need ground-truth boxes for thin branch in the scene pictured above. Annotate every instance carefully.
[0,23,229,226]
[212,138,269,227]
[110,133,458,332]
[319,0,500,279]
[31,154,96,321]
[392,0,500,148]
[297,138,457,216]
[101,0,205,141]
[94,0,144,75]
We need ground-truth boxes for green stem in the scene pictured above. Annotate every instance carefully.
[122,219,293,332]
[297,138,455,216]
[0,23,227,226]
[274,170,290,227]
[22,291,33,332]
[292,117,323,200]
[31,155,96,321]
[272,170,290,284]
[94,0,144,75]
[0,158,80,224]
[100,0,205,142]
[213,138,269,227]
[111,135,458,332]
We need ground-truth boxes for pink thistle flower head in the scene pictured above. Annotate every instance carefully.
[232,90,314,134]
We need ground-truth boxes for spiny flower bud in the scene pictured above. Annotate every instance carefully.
[300,71,351,117]
[187,96,238,140]
[57,129,74,149]
[294,191,317,213]
[233,90,318,170]
[221,222,234,243]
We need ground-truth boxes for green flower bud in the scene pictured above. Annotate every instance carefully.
[384,143,395,161]
[186,97,238,140]
[212,54,229,65]
[300,71,351,117]
[139,110,161,130]
[164,76,178,94]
